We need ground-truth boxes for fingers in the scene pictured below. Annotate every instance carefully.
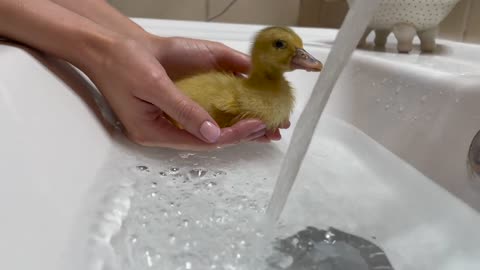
[279,120,291,129]
[127,116,267,151]
[209,42,251,74]
[158,37,251,79]
[216,119,266,144]
[281,121,291,129]
[245,130,268,141]
[163,95,220,143]
[255,136,271,143]
[140,71,221,144]
[265,129,282,141]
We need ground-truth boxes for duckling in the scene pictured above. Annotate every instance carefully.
[171,26,323,131]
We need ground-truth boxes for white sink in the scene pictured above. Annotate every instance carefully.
[1,19,479,270]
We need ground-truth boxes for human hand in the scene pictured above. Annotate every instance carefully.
[144,35,289,142]
[82,36,285,150]
[0,0,288,151]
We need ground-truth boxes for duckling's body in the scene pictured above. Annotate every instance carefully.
[175,71,294,130]
[171,26,322,131]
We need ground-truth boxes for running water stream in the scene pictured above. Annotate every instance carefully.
[266,0,382,222]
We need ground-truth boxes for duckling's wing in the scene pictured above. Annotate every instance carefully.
[210,81,243,127]
[175,72,242,127]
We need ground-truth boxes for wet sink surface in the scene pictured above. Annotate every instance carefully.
[1,19,480,270]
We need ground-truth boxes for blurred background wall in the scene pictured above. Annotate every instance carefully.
[109,0,480,43]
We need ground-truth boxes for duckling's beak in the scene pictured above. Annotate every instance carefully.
[290,48,323,72]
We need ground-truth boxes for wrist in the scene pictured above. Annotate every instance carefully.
[70,28,126,74]
[138,32,167,55]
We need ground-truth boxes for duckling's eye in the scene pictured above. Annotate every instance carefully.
[273,40,287,49]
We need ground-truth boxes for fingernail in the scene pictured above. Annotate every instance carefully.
[234,72,247,78]
[252,124,267,134]
[272,134,282,141]
[200,121,221,143]
[247,129,266,141]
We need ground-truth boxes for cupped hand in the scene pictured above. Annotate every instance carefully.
[146,36,289,143]
[83,35,287,150]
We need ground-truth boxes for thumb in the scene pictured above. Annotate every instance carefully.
[150,78,221,143]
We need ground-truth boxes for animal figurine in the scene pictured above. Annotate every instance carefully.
[346,0,460,53]
[170,26,323,131]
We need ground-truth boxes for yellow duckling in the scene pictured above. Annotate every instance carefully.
[171,26,323,131]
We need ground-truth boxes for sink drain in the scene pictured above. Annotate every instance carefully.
[468,129,480,188]
[269,227,394,270]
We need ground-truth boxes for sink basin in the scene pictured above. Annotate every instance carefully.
[1,19,479,270]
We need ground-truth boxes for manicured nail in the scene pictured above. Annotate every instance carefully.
[200,121,221,143]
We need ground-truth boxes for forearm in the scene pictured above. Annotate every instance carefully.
[0,0,119,70]
[50,0,151,43]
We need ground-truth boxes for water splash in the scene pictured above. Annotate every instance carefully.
[85,115,480,270]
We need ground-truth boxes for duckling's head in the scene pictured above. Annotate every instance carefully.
[251,26,323,76]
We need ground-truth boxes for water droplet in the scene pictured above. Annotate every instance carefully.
[188,168,207,179]
[398,106,404,113]
[179,153,195,159]
[324,230,336,244]
[150,192,157,198]
[306,240,314,249]
[130,235,138,244]
[183,219,189,227]
[159,171,167,177]
[151,182,157,188]
[136,165,149,172]
[256,231,265,238]
[145,250,153,267]
[291,237,299,247]
[213,170,227,177]
[207,181,217,188]
[395,86,401,95]
[169,235,176,245]
[169,167,179,175]
[421,95,427,103]
[270,254,294,269]
[185,261,192,269]
[384,104,390,110]
[375,98,381,103]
